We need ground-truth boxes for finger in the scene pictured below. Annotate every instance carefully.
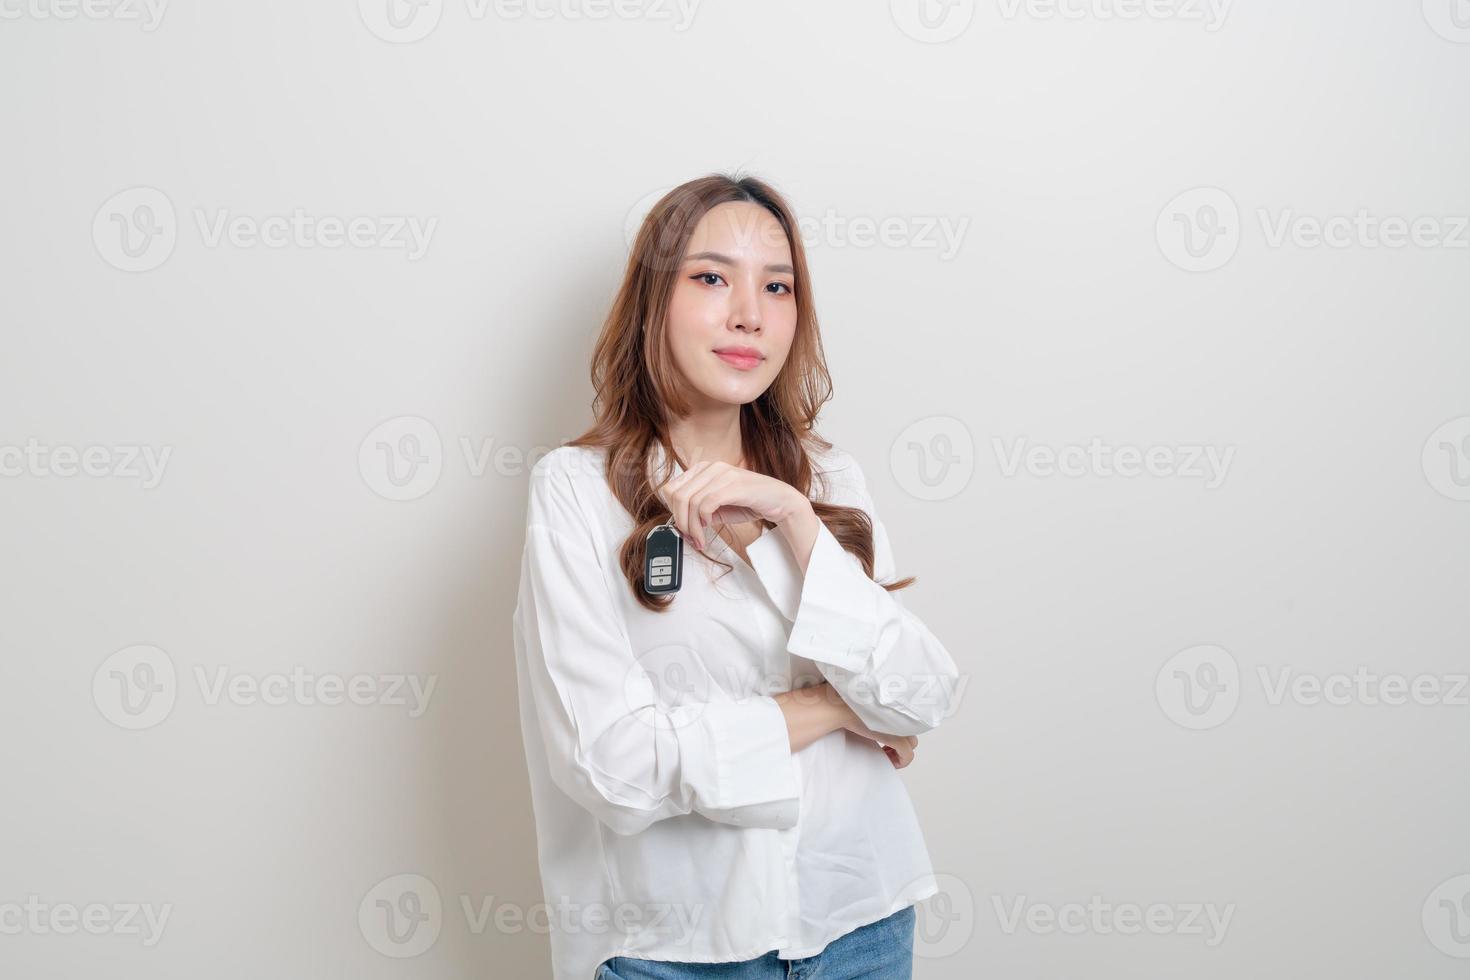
[694,471,742,536]
[662,462,711,545]
[686,470,729,551]
[662,459,707,499]
[882,739,913,768]
[682,467,719,550]
[711,503,760,526]
[677,463,730,550]
[652,469,686,525]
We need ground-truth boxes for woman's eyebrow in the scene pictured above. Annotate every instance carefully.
[684,250,795,274]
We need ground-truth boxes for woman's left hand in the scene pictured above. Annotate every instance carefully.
[841,710,920,769]
[657,459,811,553]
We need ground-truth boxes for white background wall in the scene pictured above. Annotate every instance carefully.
[2,1,1468,977]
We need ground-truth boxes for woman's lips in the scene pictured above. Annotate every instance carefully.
[714,350,762,371]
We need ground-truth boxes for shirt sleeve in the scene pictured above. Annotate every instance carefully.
[744,451,962,737]
[514,452,802,837]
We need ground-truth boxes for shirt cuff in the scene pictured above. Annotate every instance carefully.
[745,520,881,674]
[681,695,801,829]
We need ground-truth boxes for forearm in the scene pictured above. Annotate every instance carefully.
[772,495,820,573]
[772,681,856,753]
[767,487,960,738]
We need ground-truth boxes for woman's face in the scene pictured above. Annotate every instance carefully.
[664,201,798,410]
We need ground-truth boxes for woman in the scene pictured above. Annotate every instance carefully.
[512,173,962,980]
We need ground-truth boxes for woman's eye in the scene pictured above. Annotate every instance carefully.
[692,272,725,286]
[767,282,792,294]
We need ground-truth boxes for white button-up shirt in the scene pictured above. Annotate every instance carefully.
[512,442,961,980]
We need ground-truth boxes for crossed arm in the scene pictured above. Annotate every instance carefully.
[764,480,920,768]
[518,449,949,836]
[774,680,919,769]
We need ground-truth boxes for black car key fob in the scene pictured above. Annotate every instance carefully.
[643,520,683,595]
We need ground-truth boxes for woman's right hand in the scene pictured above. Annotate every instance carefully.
[778,681,919,767]
[843,712,918,769]
[822,683,919,769]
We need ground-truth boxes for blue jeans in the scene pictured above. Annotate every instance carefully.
[596,904,915,980]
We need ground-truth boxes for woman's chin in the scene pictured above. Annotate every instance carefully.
[689,379,767,408]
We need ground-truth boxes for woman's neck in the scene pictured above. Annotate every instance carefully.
[668,407,744,470]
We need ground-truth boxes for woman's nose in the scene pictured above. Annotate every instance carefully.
[728,283,762,333]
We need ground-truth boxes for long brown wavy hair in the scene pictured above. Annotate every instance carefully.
[567,172,915,611]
